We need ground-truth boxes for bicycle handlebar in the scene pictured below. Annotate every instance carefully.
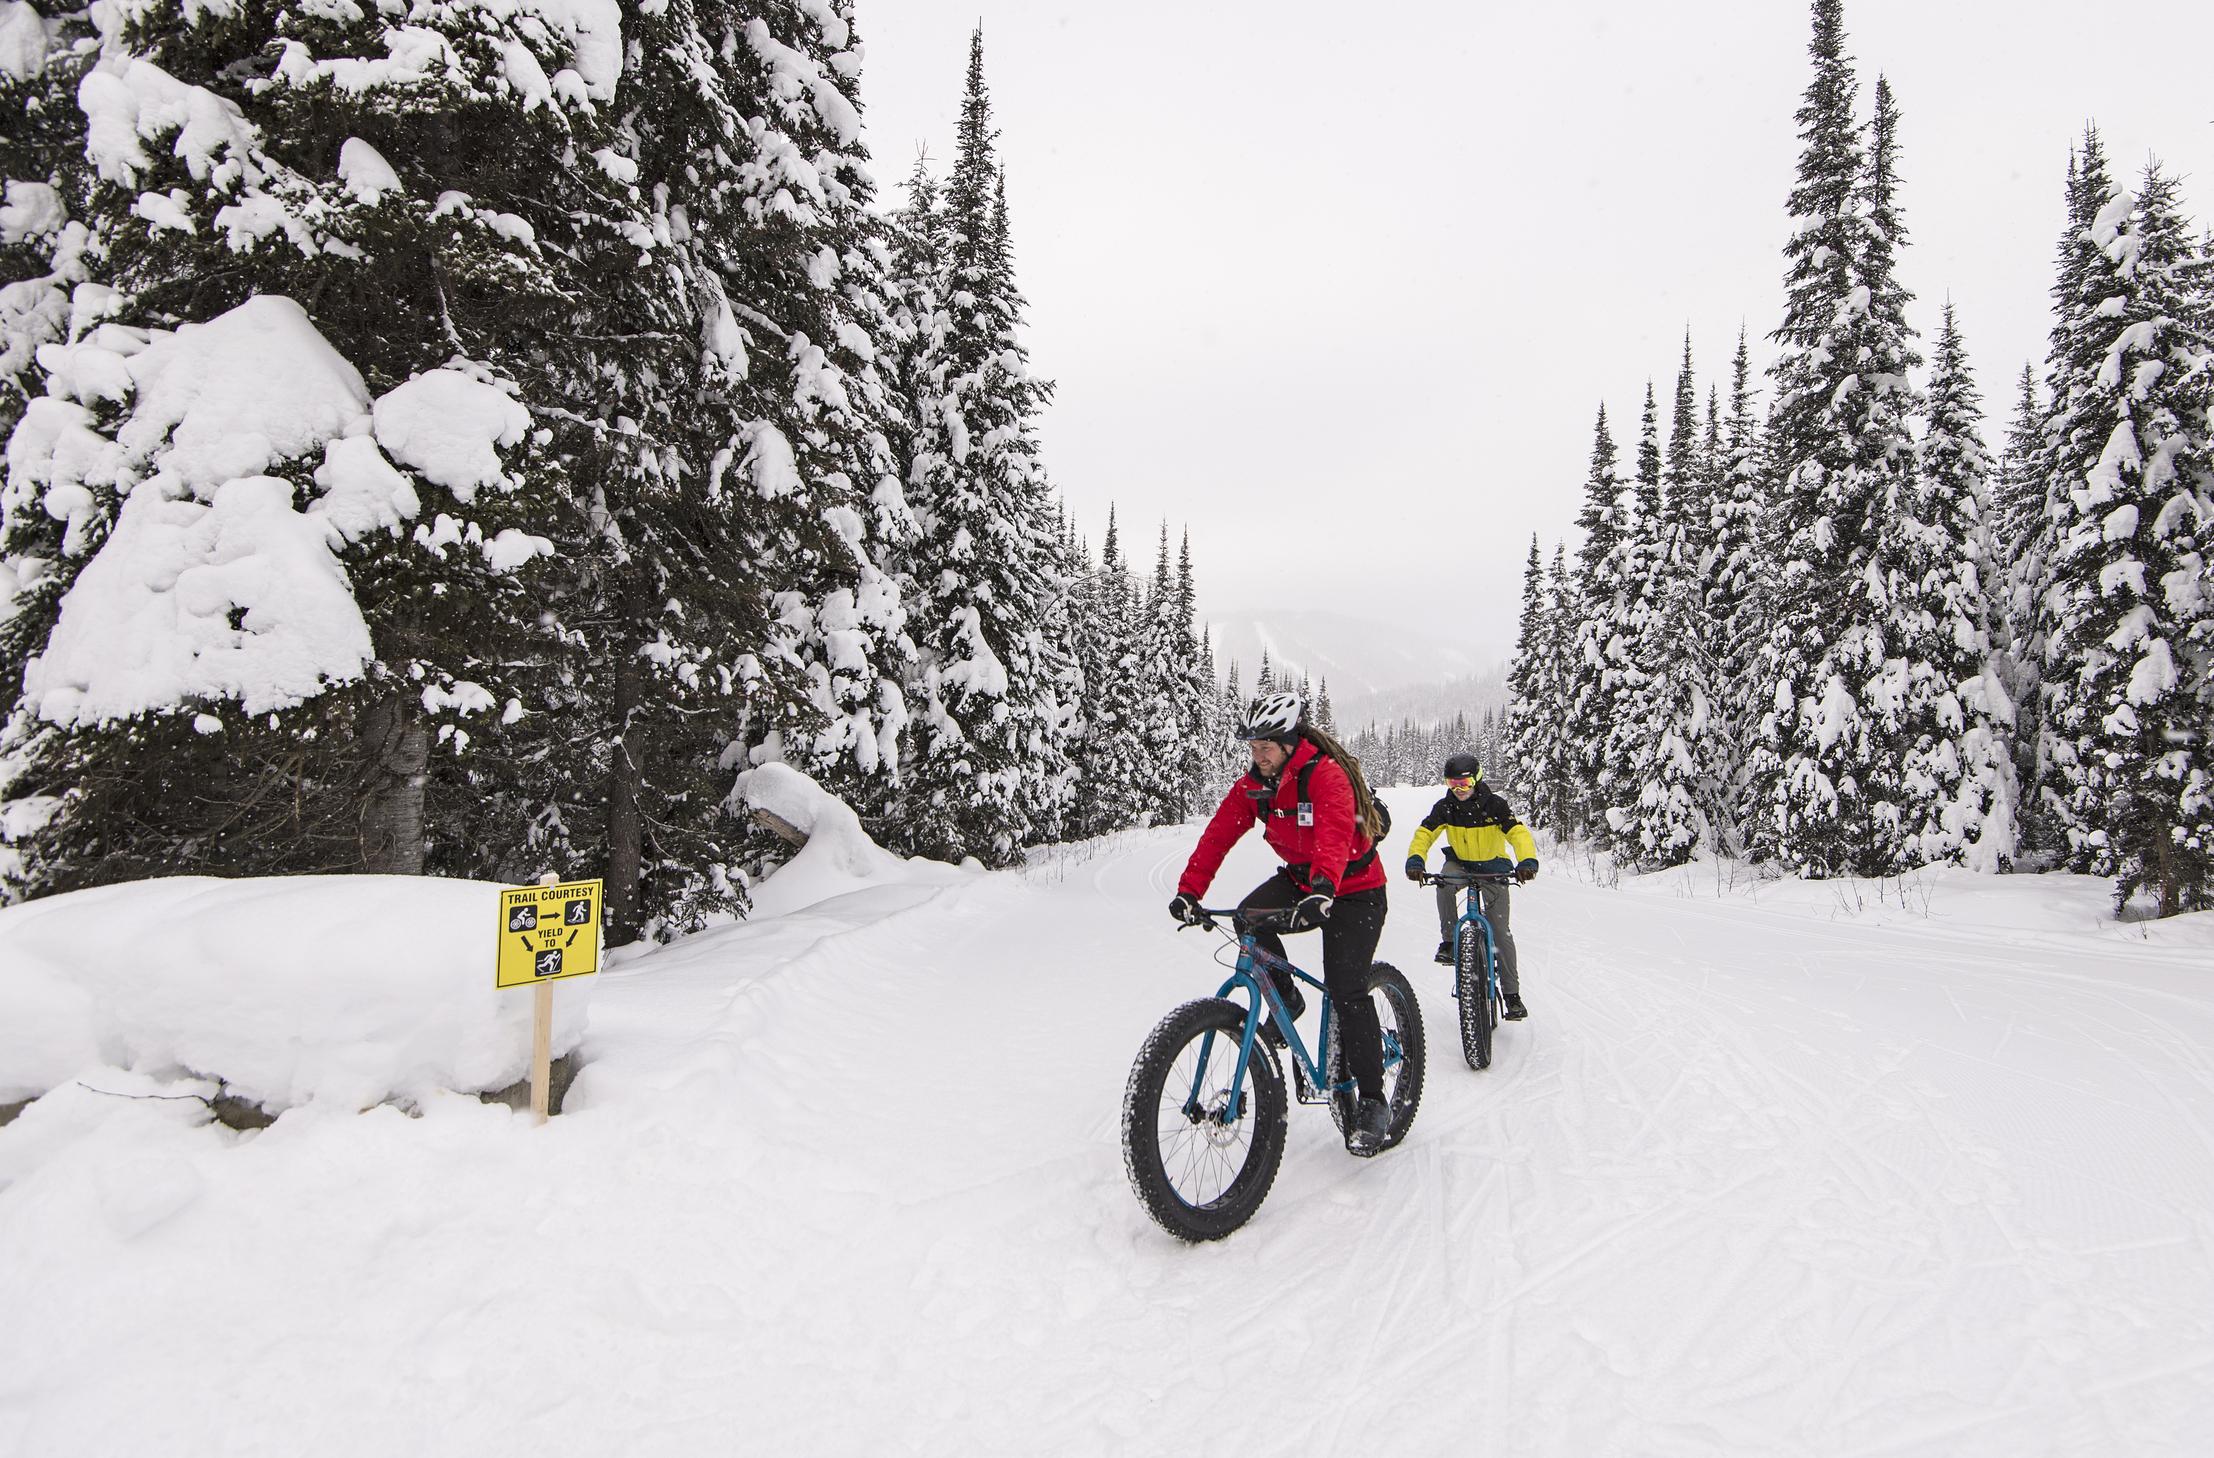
[1416,872,1517,887]
[1182,904,1298,936]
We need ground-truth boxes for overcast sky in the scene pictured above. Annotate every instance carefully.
[852,2,2214,665]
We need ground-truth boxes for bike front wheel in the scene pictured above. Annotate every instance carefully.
[1328,963,1427,1152]
[1122,997,1289,1242]
[1457,921,1495,1070]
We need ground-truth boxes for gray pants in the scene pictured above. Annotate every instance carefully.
[1436,876,1518,996]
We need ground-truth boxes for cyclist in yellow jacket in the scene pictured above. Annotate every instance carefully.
[1403,753,1538,1019]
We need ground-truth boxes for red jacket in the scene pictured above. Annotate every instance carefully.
[1177,739,1387,900]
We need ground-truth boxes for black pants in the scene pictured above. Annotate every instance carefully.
[1238,872,1389,1102]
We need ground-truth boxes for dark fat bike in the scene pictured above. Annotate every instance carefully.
[1120,904,1425,1242]
[1421,871,1516,1070]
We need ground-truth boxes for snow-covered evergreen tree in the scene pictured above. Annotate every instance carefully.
[890,27,1074,864]
[1621,345,1721,865]
[2035,162,2214,913]
[1129,522,1196,825]
[1218,654,1248,780]
[1501,534,1548,809]
[1743,9,1926,878]
[1536,543,1580,832]
[1706,327,1768,851]
[1988,359,2049,862]
[1595,384,1666,860]
[1065,508,1145,837]
[592,0,921,938]
[1896,302,2015,868]
[1174,529,1219,815]
[0,0,616,898]
[1563,405,1624,840]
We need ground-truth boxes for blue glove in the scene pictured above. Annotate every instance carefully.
[1404,857,1424,882]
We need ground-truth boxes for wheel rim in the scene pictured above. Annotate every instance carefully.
[1152,1033,1261,1210]
[1374,987,1410,1107]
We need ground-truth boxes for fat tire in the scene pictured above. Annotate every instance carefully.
[1327,963,1427,1152]
[1122,998,1288,1242]
[1457,922,1494,1070]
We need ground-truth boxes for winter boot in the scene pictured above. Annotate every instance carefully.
[1433,939,1452,965]
[1347,1097,1392,1157]
[1502,993,1528,1021]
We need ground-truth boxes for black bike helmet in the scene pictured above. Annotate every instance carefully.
[1442,752,1482,780]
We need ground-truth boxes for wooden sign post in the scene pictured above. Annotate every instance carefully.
[495,878,604,1125]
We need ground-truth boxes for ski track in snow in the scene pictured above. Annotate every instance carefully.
[3,792,2213,1455]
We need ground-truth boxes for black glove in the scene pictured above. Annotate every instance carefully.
[1289,893,1334,931]
[1169,893,1202,925]
[1404,856,1424,882]
[1515,860,1538,884]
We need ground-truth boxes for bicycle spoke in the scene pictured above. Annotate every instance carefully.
[1152,1031,1255,1209]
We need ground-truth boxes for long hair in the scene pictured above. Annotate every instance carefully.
[1301,723,1387,843]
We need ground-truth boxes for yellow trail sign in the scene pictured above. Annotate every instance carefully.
[496,879,603,989]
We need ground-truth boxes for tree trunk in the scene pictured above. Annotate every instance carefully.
[2155,812,2176,919]
[606,645,646,945]
[356,692,429,875]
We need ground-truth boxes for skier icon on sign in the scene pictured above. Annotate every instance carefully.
[565,898,592,925]
[534,949,563,978]
[509,905,538,932]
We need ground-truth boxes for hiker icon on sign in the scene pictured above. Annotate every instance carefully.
[565,898,592,925]
[509,905,538,932]
[534,949,562,978]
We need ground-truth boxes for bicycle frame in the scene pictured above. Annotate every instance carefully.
[1193,934,1336,1125]
[1181,904,1406,1126]
[1419,871,1513,1000]
[1446,881,1502,1004]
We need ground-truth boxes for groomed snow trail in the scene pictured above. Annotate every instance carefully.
[3,786,2213,1456]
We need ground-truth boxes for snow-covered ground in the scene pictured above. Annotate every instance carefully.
[4,783,2213,1456]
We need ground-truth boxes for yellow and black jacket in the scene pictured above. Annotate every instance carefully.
[1406,783,1537,876]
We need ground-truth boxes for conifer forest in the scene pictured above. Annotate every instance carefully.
[2,0,2210,927]
[1494,0,2214,918]
[0,5,1223,942]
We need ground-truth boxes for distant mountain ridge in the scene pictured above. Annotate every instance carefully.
[1204,609,1507,729]
[1331,669,1509,734]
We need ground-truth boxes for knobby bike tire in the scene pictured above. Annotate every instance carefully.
[1327,963,1427,1153]
[1457,921,1494,1070]
[1121,997,1288,1242]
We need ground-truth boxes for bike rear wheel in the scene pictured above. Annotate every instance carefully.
[1328,964,1426,1152]
[1457,921,1495,1070]
[1122,997,1288,1241]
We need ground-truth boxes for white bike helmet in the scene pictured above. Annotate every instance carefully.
[1235,690,1304,741]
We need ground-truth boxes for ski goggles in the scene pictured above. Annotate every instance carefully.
[1444,775,1476,788]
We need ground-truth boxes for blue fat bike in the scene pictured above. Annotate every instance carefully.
[1120,904,1426,1242]
[1421,872,1516,1071]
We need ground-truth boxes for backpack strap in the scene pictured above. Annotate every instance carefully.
[1294,755,1377,884]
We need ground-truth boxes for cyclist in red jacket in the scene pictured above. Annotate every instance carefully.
[1169,690,1396,1156]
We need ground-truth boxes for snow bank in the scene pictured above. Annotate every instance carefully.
[729,761,960,917]
[0,874,590,1109]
